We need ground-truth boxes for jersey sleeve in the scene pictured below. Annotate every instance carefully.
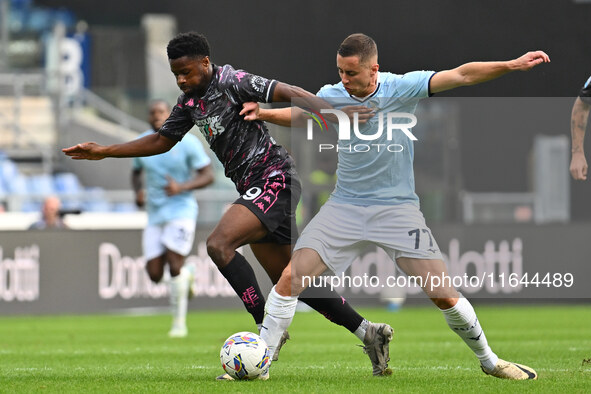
[220,65,277,104]
[394,70,436,98]
[579,76,591,105]
[186,135,212,170]
[158,95,196,141]
[316,84,334,98]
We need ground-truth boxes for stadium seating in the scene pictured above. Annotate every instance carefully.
[8,174,28,195]
[27,173,55,196]
[0,154,127,212]
[53,172,83,195]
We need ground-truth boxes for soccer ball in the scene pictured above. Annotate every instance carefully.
[219,331,270,380]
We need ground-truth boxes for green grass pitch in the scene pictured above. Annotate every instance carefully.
[1,305,590,393]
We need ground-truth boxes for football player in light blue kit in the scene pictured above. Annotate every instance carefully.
[132,100,214,337]
[244,33,549,379]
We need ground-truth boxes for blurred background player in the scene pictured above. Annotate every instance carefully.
[132,99,214,338]
[569,76,591,181]
[29,195,68,230]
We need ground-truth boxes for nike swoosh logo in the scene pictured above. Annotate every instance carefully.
[514,363,537,379]
[469,330,483,341]
[260,325,268,331]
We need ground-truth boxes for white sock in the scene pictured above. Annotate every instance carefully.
[169,270,190,328]
[260,286,298,359]
[353,319,370,342]
[441,297,498,372]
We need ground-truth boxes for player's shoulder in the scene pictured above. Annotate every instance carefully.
[174,92,192,109]
[375,71,419,88]
[317,82,347,97]
[376,71,406,94]
[377,71,399,85]
[387,70,434,83]
[381,70,434,95]
[217,64,246,84]
[219,63,237,73]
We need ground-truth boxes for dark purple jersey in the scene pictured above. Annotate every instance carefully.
[580,76,591,105]
[159,64,296,193]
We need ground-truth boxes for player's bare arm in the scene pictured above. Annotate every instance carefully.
[241,103,373,127]
[272,81,317,103]
[430,50,550,94]
[164,165,214,196]
[570,97,590,181]
[237,82,315,127]
[62,132,177,160]
[240,102,297,126]
[271,82,340,125]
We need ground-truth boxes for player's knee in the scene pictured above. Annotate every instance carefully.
[145,267,162,283]
[206,235,232,266]
[166,254,185,277]
[434,297,457,310]
[169,266,181,277]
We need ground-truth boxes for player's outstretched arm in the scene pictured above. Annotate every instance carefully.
[270,82,334,125]
[570,97,590,181]
[241,102,374,128]
[241,102,307,127]
[240,102,293,126]
[430,50,550,94]
[240,80,312,127]
[62,133,177,160]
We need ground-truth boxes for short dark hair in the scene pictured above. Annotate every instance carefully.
[167,32,210,60]
[338,33,378,64]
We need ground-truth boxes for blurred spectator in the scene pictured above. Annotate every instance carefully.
[29,195,68,229]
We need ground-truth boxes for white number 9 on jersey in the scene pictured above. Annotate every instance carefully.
[242,187,262,201]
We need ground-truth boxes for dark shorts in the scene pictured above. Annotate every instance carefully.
[233,173,301,245]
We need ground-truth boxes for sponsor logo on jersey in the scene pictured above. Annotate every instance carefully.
[195,115,225,138]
